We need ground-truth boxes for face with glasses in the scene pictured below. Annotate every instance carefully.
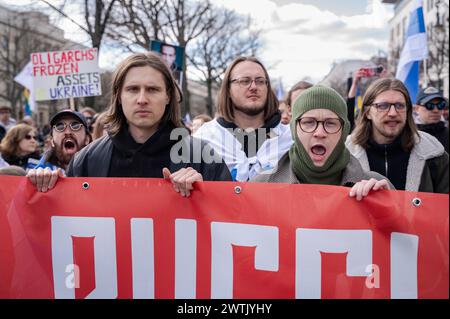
[18,130,38,156]
[416,98,447,124]
[366,90,407,144]
[229,61,268,116]
[296,109,343,167]
[51,115,89,163]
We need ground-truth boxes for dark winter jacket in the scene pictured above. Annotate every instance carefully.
[67,123,232,182]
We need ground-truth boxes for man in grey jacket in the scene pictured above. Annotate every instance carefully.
[346,78,448,194]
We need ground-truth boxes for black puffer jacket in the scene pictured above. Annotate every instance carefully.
[417,121,449,153]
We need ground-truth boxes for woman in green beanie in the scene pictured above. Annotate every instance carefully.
[252,85,393,200]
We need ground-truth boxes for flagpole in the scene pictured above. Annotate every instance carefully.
[423,59,428,88]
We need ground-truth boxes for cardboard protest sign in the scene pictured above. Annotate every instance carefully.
[31,48,101,101]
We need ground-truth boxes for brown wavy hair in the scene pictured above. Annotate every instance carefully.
[216,56,279,122]
[285,80,313,107]
[105,52,183,136]
[351,78,419,151]
[0,124,36,157]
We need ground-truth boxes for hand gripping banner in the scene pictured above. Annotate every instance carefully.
[0,176,448,299]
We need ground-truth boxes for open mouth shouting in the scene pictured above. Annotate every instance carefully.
[62,137,79,155]
[310,144,327,165]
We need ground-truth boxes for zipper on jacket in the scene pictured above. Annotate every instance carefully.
[384,145,388,177]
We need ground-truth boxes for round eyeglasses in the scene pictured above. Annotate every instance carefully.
[297,117,343,134]
[53,121,83,133]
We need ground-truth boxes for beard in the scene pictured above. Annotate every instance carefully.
[53,136,81,166]
[234,103,265,117]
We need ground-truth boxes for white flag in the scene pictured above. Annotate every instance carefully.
[14,61,36,112]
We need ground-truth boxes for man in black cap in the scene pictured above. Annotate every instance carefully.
[414,86,448,153]
[31,109,91,173]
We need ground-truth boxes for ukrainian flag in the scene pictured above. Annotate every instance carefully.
[354,84,363,118]
[23,88,32,116]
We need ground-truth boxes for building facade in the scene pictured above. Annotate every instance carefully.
[0,4,85,127]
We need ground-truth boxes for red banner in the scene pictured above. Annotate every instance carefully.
[0,176,448,299]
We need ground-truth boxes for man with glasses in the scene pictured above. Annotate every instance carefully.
[346,78,448,193]
[31,109,91,175]
[414,87,448,152]
[194,56,293,181]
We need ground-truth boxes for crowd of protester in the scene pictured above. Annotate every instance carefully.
[1,52,448,198]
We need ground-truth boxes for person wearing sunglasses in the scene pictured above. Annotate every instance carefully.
[28,52,231,195]
[30,109,92,174]
[0,123,40,171]
[346,78,448,194]
[252,85,392,201]
[414,87,448,153]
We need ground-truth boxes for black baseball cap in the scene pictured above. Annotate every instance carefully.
[416,87,445,105]
[50,109,89,129]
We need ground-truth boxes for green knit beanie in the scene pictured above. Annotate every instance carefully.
[288,85,351,185]
[290,85,350,137]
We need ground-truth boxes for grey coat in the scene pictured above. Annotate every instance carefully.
[345,131,449,194]
[251,152,392,188]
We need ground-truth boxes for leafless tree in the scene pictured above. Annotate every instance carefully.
[0,13,61,118]
[41,0,118,110]
[107,0,167,51]
[426,12,449,91]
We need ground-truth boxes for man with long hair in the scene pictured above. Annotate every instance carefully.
[194,56,293,181]
[346,78,448,193]
[28,52,230,195]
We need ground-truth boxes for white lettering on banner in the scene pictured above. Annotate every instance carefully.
[295,229,372,299]
[51,216,117,299]
[131,218,155,299]
[210,222,279,299]
[175,219,197,299]
[391,232,418,299]
[50,217,421,299]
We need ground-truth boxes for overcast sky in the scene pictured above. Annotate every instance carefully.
[1,0,394,90]
[213,0,394,89]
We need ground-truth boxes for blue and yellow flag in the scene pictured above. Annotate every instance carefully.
[23,89,32,116]
[354,84,363,117]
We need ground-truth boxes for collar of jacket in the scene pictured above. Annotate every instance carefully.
[217,111,282,130]
[417,121,446,134]
[111,120,180,157]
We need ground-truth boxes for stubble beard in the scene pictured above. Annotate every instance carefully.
[234,103,265,117]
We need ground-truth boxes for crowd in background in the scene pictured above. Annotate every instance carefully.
[0,53,448,198]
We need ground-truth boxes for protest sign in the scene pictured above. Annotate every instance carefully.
[31,48,101,101]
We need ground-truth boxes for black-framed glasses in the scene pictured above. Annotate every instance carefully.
[371,102,407,113]
[422,100,447,111]
[297,117,343,134]
[24,134,37,141]
[230,77,268,88]
[53,121,83,133]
